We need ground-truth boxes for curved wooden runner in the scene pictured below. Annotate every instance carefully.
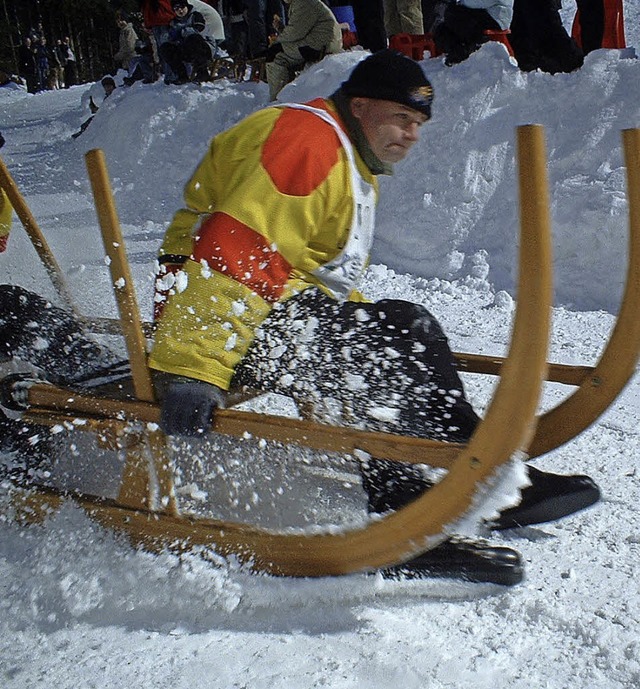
[442,128,640,459]
[16,125,552,576]
[528,128,640,458]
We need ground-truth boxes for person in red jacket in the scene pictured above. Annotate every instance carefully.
[139,0,178,80]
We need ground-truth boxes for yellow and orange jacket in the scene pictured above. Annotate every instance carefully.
[148,98,379,390]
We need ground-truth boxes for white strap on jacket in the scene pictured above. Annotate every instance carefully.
[276,102,377,300]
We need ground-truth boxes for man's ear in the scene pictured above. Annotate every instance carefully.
[349,97,367,121]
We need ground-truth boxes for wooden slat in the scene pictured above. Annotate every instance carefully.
[25,384,464,468]
[454,352,592,386]
[0,155,78,314]
[85,149,177,515]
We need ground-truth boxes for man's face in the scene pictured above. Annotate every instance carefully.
[173,3,188,16]
[349,98,428,164]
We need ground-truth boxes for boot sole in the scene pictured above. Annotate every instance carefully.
[381,560,524,586]
[491,485,601,530]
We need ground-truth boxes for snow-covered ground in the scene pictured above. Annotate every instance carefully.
[1,9,640,688]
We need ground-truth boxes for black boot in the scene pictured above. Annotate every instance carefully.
[0,409,50,484]
[364,458,600,530]
[361,457,433,514]
[381,537,524,586]
[489,466,601,530]
[191,65,210,83]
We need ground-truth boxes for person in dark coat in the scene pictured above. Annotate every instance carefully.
[575,0,605,53]
[160,0,217,83]
[509,0,584,73]
[18,37,38,94]
[34,36,50,91]
[350,0,387,51]
[61,37,78,87]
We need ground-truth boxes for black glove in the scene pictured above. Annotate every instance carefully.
[298,45,321,62]
[160,378,226,437]
[265,41,284,62]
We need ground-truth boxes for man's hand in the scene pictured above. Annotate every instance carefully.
[265,42,283,62]
[160,378,226,437]
[298,46,321,63]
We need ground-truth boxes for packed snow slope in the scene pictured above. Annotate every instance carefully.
[1,17,640,689]
[6,43,640,314]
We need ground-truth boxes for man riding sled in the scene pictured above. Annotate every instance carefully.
[0,51,600,586]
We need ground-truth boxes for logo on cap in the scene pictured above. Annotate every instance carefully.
[410,85,434,105]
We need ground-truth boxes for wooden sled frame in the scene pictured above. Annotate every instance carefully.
[3,126,640,577]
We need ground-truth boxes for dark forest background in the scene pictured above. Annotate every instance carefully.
[0,0,142,83]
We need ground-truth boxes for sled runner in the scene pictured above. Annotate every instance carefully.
[1,126,640,578]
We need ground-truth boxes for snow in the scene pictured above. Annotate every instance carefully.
[2,9,640,687]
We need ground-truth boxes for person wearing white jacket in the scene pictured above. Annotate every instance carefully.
[190,0,226,44]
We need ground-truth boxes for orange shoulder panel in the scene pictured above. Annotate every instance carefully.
[261,107,342,197]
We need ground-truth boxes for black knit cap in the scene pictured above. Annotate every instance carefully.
[341,50,434,119]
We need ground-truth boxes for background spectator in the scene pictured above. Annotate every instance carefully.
[47,38,63,89]
[510,0,584,73]
[160,0,219,84]
[350,0,387,51]
[245,0,286,58]
[123,33,157,85]
[575,0,605,53]
[34,37,50,91]
[383,0,424,38]
[115,11,140,72]
[265,0,342,100]
[430,0,514,65]
[62,36,78,87]
[18,37,37,93]
[139,0,178,82]
[54,39,67,88]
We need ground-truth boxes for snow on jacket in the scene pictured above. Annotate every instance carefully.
[460,0,513,30]
[277,0,343,54]
[148,99,379,390]
[115,21,139,68]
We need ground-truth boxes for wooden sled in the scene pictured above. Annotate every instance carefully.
[2,126,640,577]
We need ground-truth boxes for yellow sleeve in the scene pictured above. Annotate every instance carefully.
[0,189,12,253]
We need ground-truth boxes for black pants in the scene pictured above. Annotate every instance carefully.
[0,285,123,385]
[350,0,387,52]
[434,5,500,64]
[233,289,480,511]
[159,35,212,80]
[0,285,479,510]
[510,0,584,74]
[576,0,605,53]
